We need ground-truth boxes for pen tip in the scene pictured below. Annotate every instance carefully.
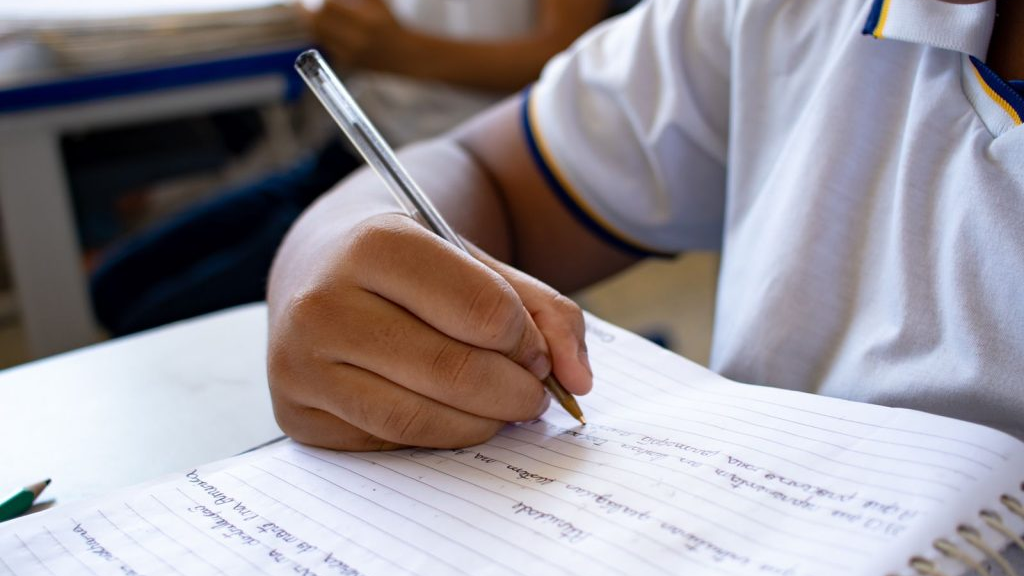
[578,416,587,426]
[44,479,51,486]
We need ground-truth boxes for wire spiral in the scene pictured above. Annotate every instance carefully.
[896,483,1024,576]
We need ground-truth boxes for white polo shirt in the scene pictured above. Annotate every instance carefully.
[526,0,1024,443]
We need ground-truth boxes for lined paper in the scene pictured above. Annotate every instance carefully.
[3,314,1023,576]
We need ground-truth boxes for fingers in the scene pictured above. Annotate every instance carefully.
[349,217,554,379]
[303,286,550,422]
[474,249,594,395]
[268,214,587,451]
[272,404,404,451]
[271,358,510,450]
[346,215,591,396]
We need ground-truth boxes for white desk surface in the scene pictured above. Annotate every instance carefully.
[0,303,282,508]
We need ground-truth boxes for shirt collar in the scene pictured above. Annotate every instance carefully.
[862,0,996,59]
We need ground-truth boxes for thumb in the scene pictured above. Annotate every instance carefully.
[472,248,593,396]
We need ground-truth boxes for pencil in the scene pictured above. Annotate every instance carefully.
[0,479,50,522]
[295,49,587,426]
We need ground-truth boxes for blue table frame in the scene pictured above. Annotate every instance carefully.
[0,44,309,358]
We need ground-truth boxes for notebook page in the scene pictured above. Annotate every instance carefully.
[2,314,1022,576]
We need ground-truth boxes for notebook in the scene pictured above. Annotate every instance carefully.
[1,314,1022,576]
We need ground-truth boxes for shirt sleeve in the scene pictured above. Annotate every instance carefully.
[524,0,735,255]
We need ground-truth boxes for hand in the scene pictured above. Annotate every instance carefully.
[310,0,424,74]
[267,213,592,451]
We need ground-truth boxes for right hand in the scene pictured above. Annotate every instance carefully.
[267,213,593,451]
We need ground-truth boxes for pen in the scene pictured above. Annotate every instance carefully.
[295,49,586,426]
[0,479,50,522]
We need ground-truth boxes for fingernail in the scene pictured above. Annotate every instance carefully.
[578,342,592,378]
[527,352,551,380]
[533,395,552,419]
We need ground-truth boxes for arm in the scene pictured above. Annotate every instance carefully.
[450,98,638,289]
[312,0,609,92]
[267,97,636,450]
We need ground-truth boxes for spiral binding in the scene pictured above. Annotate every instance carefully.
[891,483,1024,576]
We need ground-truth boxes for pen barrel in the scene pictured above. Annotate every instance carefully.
[295,49,585,426]
[543,375,585,424]
[294,50,467,252]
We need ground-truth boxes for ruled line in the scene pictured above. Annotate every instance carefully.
[590,329,1005,457]
[524,409,948,502]
[282,451,562,576]
[149,493,273,576]
[13,534,57,576]
[252,460,477,576]
[122,501,228,576]
[337,450,664,576]
[221,468,417,576]
[95,508,184,576]
[580,402,960,492]
[503,424,893,539]
[42,525,101,576]
[588,379,977,480]
[0,555,16,576]
[489,433,863,566]
[383,449,766,576]
[593,358,995,469]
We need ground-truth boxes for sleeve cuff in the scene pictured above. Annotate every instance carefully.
[520,87,677,259]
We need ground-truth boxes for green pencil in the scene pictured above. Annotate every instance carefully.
[0,479,50,522]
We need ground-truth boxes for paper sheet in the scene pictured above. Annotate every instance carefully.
[3,315,1023,576]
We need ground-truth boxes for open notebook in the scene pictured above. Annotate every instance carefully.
[2,314,1022,576]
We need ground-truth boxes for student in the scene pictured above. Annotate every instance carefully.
[265,0,1024,460]
[89,0,615,335]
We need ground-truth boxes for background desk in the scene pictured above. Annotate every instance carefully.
[0,45,308,359]
[0,303,281,507]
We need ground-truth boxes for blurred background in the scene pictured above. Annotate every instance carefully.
[0,0,719,370]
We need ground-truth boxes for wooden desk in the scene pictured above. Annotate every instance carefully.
[0,303,281,507]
